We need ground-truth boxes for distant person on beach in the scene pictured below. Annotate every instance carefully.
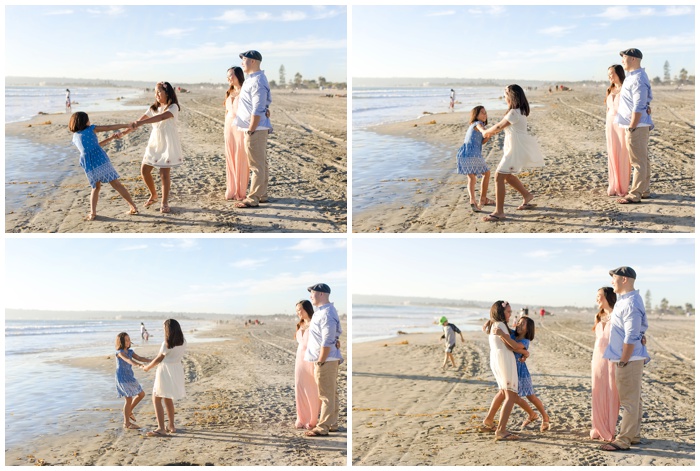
[456,106,494,212]
[65,89,71,113]
[234,50,273,209]
[115,332,150,430]
[615,48,654,204]
[600,267,650,452]
[481,84,544,223]
[223,66,250,201]
[479,301,529,441]
[294,299,320,430]
[449,89,455,111]
[539,308,545,321]
[128,81,183,214]
[143,319,187,437]
[605,65,631,197]
[68,111,139,221]
[591,286,619,442]
[304,283,343,437]
[486,316,551,432]
[439,316,464,370]
[140,322,150,341]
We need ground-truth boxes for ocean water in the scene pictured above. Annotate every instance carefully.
[5,86,145,124]
[352,86,507,213]
[352,304,490,343]
[5,318,217,447]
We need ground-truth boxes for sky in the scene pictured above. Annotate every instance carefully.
[5,237,347,315]
[353,237,695,308]
[4,5,347,84]
[353,5,695,81]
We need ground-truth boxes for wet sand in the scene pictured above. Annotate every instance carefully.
[5,88,347,233]
[352,312,694,465]
[5,318,347,466]
[353,86,694,233]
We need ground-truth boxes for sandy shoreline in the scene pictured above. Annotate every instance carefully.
[352,312,694,466]
[6,318,347,466]
[5,88,347,233]
[353,86,694,233]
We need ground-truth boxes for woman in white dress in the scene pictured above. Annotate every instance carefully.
[482,84,544,222]
[130,82,183,214]
[143,319,187,437]
[479,301,528,440]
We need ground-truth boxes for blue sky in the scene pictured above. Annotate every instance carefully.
[5,238,347,315]
[353,5,695,81]
[353,238,695,308]
[5,5,347,83]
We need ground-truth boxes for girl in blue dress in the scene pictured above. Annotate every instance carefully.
[511,317,551,432]
[456,106,494,212]
[115,332,151,429]
[69,111,138,221]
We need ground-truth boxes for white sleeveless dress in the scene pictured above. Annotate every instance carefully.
[488,322,518,392]
[142,103,183,168]
[495,109,545,174]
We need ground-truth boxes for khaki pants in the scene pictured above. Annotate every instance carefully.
[243,130,268,205]
[614,359,644,448]
[313,361,339,434]
[625,127,651,201]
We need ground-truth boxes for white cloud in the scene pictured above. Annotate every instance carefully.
[428,11,456,17]
[44,9,73,16]
[119,244,149,251]
[288,238,347,253]
[524,249,562,259]
[87,6,124,16]
[597,6,693,21]
[215,8,343,24]
[158,28,195,38]
[539,25,576,37]
[467,6,505,16]
[160,239,199,251]
[230,258,268,269]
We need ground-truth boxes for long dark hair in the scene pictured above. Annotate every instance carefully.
[518,317,535,341]
[485,300,511,335]
[504,84,530,116]
[164,319,185,349]
[605,64,626,103]
[294,299,315,338]
[115,332,130,350]
[593,287,617,331]
[225,66,246,104]
[469,105,488,125]
[150,81,180,112]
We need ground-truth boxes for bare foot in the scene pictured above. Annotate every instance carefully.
[85,213,97,221]
[160,204,171,213]
[167,426,176,433]
[480,197,495,206]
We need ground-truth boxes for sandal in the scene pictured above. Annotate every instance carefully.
[146,429,169,437]
[521,414,539,429]
[482,214,506,222]
[540,421,550,432]
[127,208,139,215]
[160,204,171,213]
[470,203,481,212]
[480,197,495,206]
[600,441,628,451]
[305,429,328,437]
[494,432,520,441]
[123,423,141,430]
[84,213,97,221]
[516,202,537,210]
[144,198,158,208]
[476,423,497,433]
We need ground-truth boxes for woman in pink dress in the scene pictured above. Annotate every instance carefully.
[605,65,630,197]
[294,300,320,429]
[590,286,619,441]
[224,66,249,200]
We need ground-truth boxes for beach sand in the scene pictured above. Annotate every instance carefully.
[5,88,347,233]
[352,312,694,466]
[5,318,347,466]
[353,86,694,233]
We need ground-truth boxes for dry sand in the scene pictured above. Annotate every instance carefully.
[6,318,347,466]
[5,88,347,233]
[353,86,694,233]
[352,312,694,466]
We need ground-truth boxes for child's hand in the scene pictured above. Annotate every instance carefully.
[519,356,527,363]
[114,131,123,139]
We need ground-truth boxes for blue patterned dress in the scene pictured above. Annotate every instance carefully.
[512,335,535,397]
[456,120,490,175]
[115,349,143,398]
[72,124,120,188]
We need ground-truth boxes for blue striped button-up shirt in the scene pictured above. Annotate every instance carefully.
[603,289,650,364]
[235,70,272,131]
[615,68,654,129]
